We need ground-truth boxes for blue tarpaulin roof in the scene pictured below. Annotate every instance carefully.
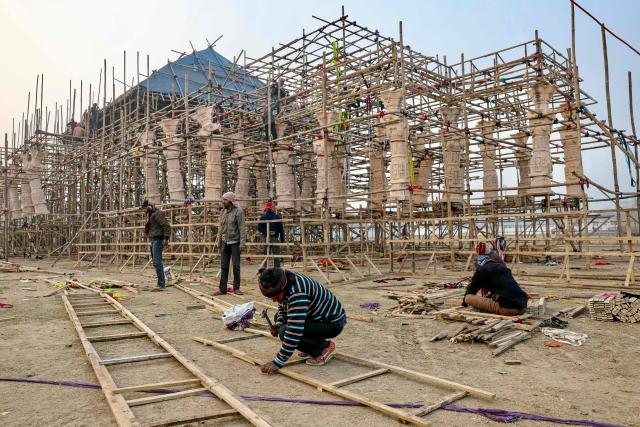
[139,46,263,100]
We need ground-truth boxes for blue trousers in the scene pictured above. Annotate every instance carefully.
[151,238,165,288]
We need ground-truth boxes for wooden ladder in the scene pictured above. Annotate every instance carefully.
[62,287,272,427]
[193,327,496,426]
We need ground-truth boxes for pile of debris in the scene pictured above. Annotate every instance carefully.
[0,261,21,273]
[430,307,538,356]
[386,288,465,317]
[88,278,138,297]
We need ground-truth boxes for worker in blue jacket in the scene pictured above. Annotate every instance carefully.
[258,201,285,268]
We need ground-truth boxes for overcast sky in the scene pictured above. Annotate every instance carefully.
[0,0,638,200]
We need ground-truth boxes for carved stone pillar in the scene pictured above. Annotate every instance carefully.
[26,148,49,215]
[512,131,531,196]
[191,106,220,136]
[441,106,465,203]
[560,109,584,198]
[20,152,34,214]
[138,130,161,205]
[367,125,387,209]
[159,118,185,201]
[230,131,251,209]
[476,120,499,202]
[299,151,314,211]
[7,164,21,219]
[314,111,346,210]
[254,154,269,203]
[413,136,433,205]
[204,135,223,201]
[379,89,409,201]
[527,82,555,195]
[274,120,295,210]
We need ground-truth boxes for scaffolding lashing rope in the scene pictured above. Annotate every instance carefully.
[616,130,636,186]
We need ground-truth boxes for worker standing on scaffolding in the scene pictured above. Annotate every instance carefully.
[142,200,171,291]
[258,201,284,268]
[215,192,246,295]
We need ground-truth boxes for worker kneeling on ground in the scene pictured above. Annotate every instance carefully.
[258,268,347,374]
[462,251,528,316]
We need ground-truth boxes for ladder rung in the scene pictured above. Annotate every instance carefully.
[76,309,120,316]
[330,368,389,388]
[81,320,133,328]
[100,352,172,366]
[126,387,208,407]
[88,332,148,342]
[415,391,468,417]
[143,409,240,427]
[72,302,109,308]
[113,378,201,394]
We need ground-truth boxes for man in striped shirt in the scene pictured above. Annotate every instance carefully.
[258,268,347,374]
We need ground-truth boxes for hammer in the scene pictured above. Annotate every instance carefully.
[261,308,278,337]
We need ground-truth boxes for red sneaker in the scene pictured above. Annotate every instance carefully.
[306,341,336,366]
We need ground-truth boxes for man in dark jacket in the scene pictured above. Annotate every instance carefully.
[142,200,171,290]
[215,192,246,295]
[258,201,285,268]
[463,251,528,315]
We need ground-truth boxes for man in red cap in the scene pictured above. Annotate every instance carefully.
[257,201,284,268]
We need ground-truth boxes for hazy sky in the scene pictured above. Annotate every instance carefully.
[0,0,638,198]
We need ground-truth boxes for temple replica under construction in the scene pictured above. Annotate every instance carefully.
[1,12,639,288]
[2,7,640,427]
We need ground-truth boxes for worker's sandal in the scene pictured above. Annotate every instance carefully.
[306,341,336,366]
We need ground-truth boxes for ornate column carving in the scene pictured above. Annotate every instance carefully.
[159,118,185,201]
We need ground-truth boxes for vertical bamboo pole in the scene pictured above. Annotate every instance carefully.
[628,72,639,236]
[3,133,8,260]
[600,25,624,252]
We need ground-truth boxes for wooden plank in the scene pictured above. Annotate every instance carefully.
[61,295,138,427]
[126,387,208,407]
[114,379,201,394]
[329,368,389,388]
[88,332,148,342]
[415,391,467,417]
[624,255,635,287]
[217,334,264,344]
[100,353,173,366]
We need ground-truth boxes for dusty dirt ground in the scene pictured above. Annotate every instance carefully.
[0,257,639,427]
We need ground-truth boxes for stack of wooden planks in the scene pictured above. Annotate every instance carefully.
[386,288,465,317]
[587,293,618,321]
[527,297,545,316]
[611,294,640,323]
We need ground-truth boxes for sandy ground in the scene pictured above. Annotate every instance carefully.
[0,257,639,427]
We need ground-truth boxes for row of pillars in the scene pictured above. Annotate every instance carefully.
[135,81,583,211]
